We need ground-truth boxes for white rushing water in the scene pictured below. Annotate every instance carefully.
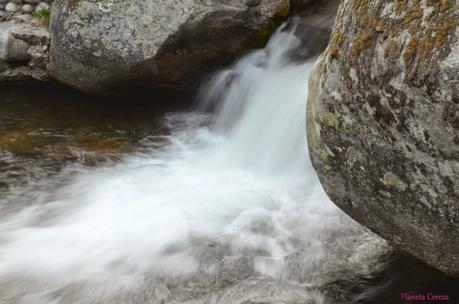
[0,25,385,304]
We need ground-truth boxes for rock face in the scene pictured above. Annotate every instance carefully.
[0,17,50,82]
[48,0,289,95]
[307,0,459,276]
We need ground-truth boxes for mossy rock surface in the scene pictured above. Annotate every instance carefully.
[47,0,289,95]
[307,0,459,276]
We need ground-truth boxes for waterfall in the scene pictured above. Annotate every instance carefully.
[198,25,311,175]
[0,24,366,304]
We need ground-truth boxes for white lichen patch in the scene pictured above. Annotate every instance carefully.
[349,67,358,84]
[441,31,459,70]
[438,160,455,177]
[382,172,408,192]
[380,2,394,18]
[420,183,439,198]
[97,0,114,13]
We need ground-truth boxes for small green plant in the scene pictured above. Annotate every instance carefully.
[33,8,50,27]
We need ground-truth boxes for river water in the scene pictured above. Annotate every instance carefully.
[0,24,457,304]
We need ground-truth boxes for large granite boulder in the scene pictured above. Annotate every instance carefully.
[47,0,289,95]
[307,0,459,276]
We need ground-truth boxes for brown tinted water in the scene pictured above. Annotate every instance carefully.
[0,85,188,193]
[0,85,188,156]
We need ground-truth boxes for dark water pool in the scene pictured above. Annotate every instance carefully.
[0,85,189,198]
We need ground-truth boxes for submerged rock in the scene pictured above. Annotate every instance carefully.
[307,0,459,276]
[47,0,289,95]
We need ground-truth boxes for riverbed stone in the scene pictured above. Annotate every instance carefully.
[21,4,33,13]
[307,0,459,276]
[1,23,27,62]
[6,37,30,62]
[0,21,50,82]
[34,1,48,12]
[5,2,17,12]
[47,0,289,95]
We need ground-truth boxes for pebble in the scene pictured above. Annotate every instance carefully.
[34,1,48,12]
[0,0,52,20]
[21,3,33,12]
[5,2,17,12]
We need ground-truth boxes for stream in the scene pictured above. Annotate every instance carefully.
[0,24,458,304]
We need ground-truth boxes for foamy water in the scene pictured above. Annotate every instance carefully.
[0,25,387,304]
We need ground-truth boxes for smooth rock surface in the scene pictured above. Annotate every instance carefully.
[307,0,459,276]
[47,0,289,95]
